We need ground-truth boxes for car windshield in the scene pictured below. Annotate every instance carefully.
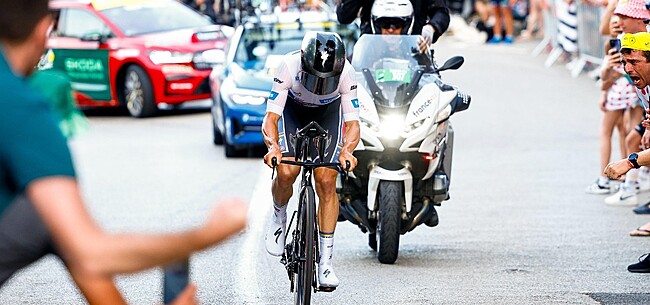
[234,21,358,73]
[101,1,211,36]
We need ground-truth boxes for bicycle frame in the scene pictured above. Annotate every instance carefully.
[273,121,347,305]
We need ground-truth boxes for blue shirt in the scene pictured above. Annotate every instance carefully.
[0,46,76,215]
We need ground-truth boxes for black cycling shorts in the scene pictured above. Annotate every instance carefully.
[277,96,343,163]
[0,196,59,286]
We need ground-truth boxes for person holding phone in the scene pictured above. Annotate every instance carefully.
[604,32,650,272]
[601,0,650,207]
[586,15,639,195]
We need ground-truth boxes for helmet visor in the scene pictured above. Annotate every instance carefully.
[300,71,340,95]
[374,17,408,31]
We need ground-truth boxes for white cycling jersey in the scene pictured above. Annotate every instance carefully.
[266,52,360,122]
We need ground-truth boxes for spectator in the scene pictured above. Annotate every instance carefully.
[519,0,546,40]
[603,0,650,207]
[555,0,578,64]
[486,0,515,43]
[586,15,638,195]
[603,34,650,272]
[0,0,247,303]
[28,66,89,139]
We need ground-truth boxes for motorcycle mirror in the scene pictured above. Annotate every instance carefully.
[436,56,464,72]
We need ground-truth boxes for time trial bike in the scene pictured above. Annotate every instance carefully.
[271,121,349,305]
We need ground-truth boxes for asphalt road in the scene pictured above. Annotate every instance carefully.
[1,37,650,304]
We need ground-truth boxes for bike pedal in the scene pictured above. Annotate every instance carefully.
[317,286,336,292]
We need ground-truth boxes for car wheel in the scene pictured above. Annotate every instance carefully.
[212,112,224,145]
[124,65,156,118]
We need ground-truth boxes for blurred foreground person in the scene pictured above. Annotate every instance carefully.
[0,0,247,303]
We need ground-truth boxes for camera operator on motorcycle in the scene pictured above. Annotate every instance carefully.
[262,31,360,289]
[337,0,450,54]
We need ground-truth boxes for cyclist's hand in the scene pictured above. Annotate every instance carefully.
[338,150,357,172]
[167,283,197,305]
[264,145,282,168]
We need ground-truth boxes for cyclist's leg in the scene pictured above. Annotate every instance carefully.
[0,195,57,286]
[265,99,301,256]
[312,99,344,288]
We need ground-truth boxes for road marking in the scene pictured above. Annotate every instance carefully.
[234,163,271,303]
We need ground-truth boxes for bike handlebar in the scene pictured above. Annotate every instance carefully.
[270,157,350,179]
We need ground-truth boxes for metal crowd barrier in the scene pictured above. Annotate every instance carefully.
[532,0,565,67]
[570,1,606,77]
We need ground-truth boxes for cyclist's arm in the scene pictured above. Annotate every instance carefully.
[339,63,361,160]
[262,112,281,151]
[27,177,246,275]
[341,120,360,156]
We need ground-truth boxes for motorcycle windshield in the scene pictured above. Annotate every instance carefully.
[351,35,432,108]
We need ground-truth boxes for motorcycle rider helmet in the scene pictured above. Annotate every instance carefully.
[370,0,415,35]
[300,31,346,95]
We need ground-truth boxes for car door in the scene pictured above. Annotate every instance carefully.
[46,7,113,101]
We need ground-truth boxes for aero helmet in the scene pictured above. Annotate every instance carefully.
[300,31,346,95]
[370,0,415,35]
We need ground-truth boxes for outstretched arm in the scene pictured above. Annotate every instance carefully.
[27,177,246,276]
[336,0,364,24]
[338,120,360,172]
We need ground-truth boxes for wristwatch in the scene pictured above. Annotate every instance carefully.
[629,153,641,169]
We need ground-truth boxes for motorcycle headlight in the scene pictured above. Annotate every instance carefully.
[231,94,266,105]
[148,50,193,65]
[379,114,404,140]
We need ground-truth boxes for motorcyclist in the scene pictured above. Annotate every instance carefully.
[262,31,360,289]
[337,0,450,53]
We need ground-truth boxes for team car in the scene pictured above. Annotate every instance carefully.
[209,16,359,157]
[44,0,231,117]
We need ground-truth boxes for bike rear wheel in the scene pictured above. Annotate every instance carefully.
[294,186,316,305]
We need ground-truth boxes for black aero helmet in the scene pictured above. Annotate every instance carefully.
[300,31,346,95]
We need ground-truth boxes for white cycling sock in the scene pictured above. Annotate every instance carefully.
[319,232,334,266]
[598,176,609,186]
[272,201,287,224]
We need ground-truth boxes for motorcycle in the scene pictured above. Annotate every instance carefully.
[337,35,471,264]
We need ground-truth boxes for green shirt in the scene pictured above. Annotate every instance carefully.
[0,47,76,215]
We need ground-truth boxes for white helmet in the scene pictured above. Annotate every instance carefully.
[370,0,414,35]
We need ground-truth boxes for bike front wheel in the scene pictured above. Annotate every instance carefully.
[294,185,316,305]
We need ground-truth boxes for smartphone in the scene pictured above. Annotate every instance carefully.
[610,38,621,53]
[163,258,189,304]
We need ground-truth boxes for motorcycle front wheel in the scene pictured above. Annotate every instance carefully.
[376,181,402,264]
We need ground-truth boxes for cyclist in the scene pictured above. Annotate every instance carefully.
[262,31,360,289]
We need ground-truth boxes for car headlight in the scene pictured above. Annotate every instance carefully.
[231,94,266,105]
[149,50,193,65]
[193,49,226,70]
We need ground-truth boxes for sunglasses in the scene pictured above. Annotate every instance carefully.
[376,17,407,30]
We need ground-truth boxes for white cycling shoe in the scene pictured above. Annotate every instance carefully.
[264,219,286,256]
[317,264,339,289]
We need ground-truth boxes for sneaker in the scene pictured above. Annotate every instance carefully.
[487,36,502,44]
[585,179,611,194]
[503,36,514,44]
[633,203,650,214]
[317,264,340,288]
[604,188,638,207]
[639,176,650,192]
[265,219,286,256]
[628,253,650,273]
